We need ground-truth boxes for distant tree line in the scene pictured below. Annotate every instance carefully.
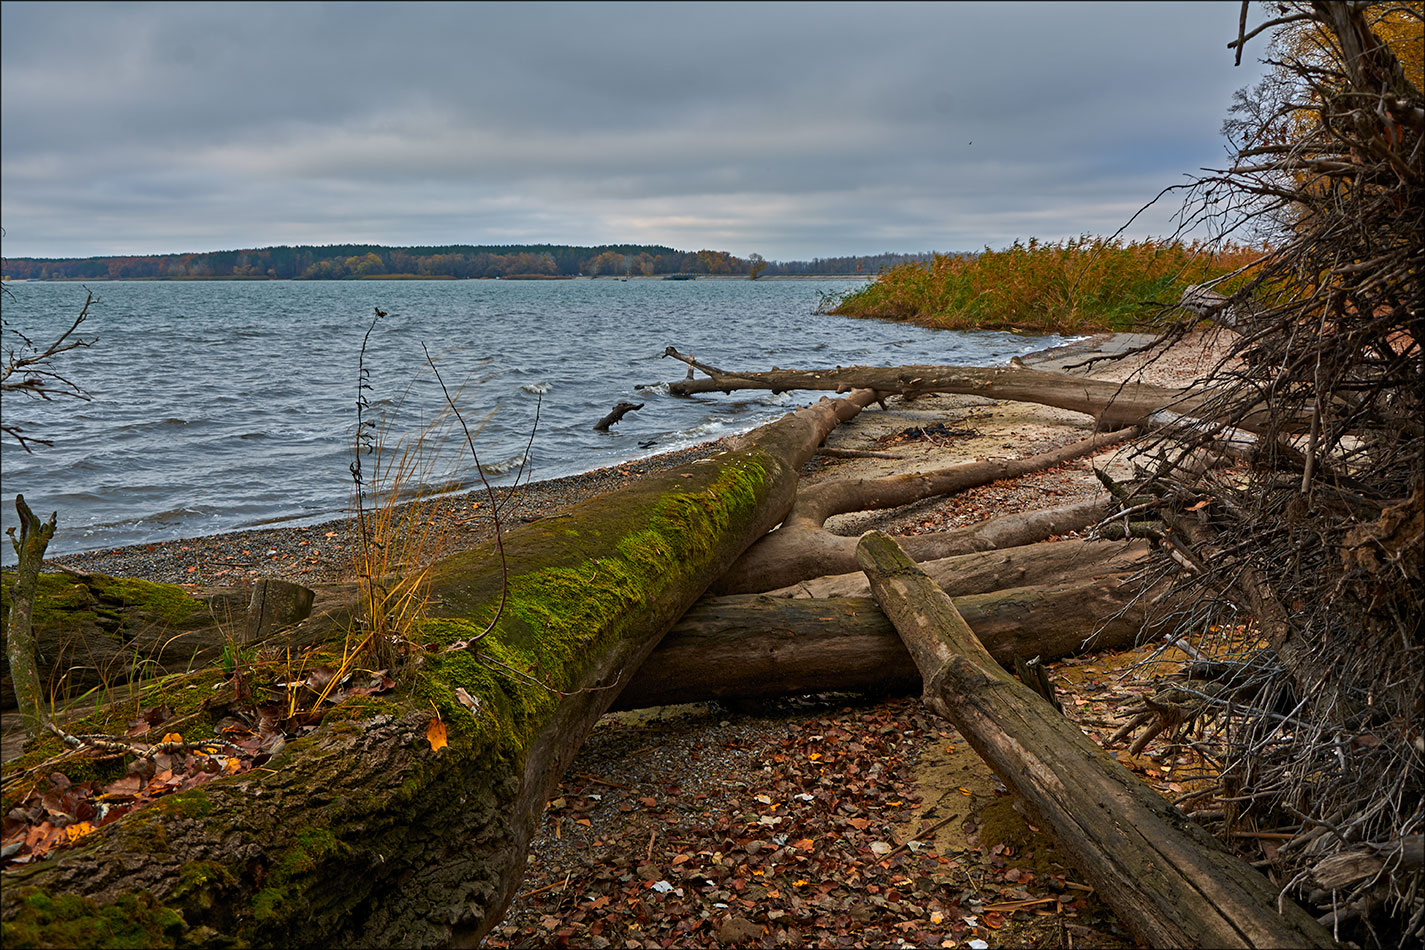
[1,244,957,281]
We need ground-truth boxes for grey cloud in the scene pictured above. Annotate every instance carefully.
[2,1,1267,259]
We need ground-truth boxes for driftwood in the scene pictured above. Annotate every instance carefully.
[713,427,1129,594]
[614,573,1161,709]
[662,346,1227,429]
[592,401,644,431]
[3,536,1144,714]
[854,530,1334,948]
[1,390,879,947]
[762,537,1149,600]
[3,538,1145,715]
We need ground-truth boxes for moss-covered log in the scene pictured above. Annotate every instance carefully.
[0,571,256,710]
[1,391,876,948]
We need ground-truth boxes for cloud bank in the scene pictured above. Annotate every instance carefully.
[1,2,1268,259]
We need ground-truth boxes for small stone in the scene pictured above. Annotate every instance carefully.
[718,916,761,946]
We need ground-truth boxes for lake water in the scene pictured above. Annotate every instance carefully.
[0,279,1072,561]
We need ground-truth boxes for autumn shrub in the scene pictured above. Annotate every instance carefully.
[829,236,1265,333]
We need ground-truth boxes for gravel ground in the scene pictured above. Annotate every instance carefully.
[44,440,734,588]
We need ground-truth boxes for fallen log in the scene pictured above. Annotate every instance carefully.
[0,572,256,709]
[5,539,1147,717]
[1,391,878,947]
[761,537,1149,600]
[715,485,1115,595]
[4,535,1143,716]
[613,574,1161,709]
[854,530,1335,949]
[661,347,1290,433]
[664,347,1201,427]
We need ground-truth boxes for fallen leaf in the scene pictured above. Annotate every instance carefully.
[426,718,448,752]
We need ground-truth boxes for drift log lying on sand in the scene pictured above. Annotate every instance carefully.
[855,530,1334,949]
[713,425,1130,594]
[0,391,876,948]
[760,537,1149,600]
[614,572,1162,709]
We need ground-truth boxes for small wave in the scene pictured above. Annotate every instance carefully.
[141,504,220,525]
[480,453,530,476]
[520,382,552,395]
[682,420,728,437]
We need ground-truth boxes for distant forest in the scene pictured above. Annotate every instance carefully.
[0,244,946,281]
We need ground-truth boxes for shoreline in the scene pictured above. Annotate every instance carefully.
[41,438,736,588]
[34,329,1200,590]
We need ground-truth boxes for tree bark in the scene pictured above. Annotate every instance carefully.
[613,573,1162,709]
[854,530,1335,949]
[1,391,878,948]
[4,496,55,738]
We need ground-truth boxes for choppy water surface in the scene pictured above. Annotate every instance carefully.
[0,279,1072,560]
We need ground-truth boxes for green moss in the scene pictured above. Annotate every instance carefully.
[0,571,206,642]
[2,888,185,949]
[409,454,773,761]
[168,861,239,919]
[250,828,348,924]
[99,577,204,627]
[152,789,214,819]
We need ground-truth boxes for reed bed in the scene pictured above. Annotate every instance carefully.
[829,236,1265,333]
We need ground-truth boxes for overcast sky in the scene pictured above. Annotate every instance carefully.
[1,2,1269,261]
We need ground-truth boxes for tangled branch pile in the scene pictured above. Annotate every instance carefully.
[1125,2,1422,943]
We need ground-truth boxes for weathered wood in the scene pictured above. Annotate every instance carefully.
[714,494,1113,595]
[1,391,879,948]
[592,401,644,431]
[613,574,1160,709]
[5,496,55,737]
[854,530,1335,949]
[716,429,1128,594]
[665,348,1197,426]
[661,349,1292,433]
[761,537,1149,600]
[244,577,316,640]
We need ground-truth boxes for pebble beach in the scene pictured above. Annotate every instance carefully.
[41,328,1232,592]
